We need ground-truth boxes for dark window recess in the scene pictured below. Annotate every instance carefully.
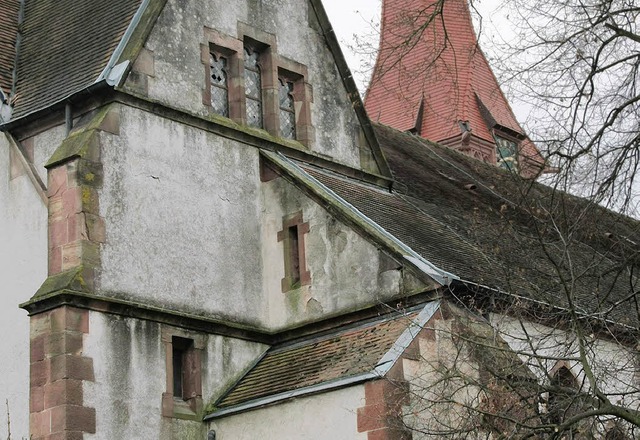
[244,47,263,128]
[277,212,311,292]
[288,225,300,285]
[209,53,229,117]
[548,367,583,427]
[172,336,194,400]
[494,135,518,171]
[278,78,296,139]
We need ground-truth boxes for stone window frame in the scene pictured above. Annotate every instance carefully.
[202,25,314,146]
[202,28,245,122]
[161,326,204,420]
[277,211,311,292]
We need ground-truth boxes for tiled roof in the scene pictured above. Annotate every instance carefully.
[365,0,543,165]
[11,0,143,119]
[216,310,421,409]
[303,124,639,326]
[0,0,19,95]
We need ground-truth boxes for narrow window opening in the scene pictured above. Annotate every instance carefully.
[209,53,229,117]
[288,224,300,286]
[548,366,581,428]
[171,336,193,401]
[244,47,263,128]
[277,212,311,292]
[278,78,296,139]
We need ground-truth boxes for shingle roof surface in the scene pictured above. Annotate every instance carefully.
[309,125,640,326]
[365,0,541,163]
[217,311,418,408]
[0,0,19,95]
[12,0,143,119]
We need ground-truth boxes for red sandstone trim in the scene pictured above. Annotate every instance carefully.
[29,306,95,440]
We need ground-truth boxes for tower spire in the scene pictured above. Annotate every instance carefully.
[365,0,544,174]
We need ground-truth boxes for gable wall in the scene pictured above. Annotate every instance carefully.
[127,0,365,169]
[260,172,410,329]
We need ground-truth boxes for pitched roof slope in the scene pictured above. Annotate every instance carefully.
[12,0,143,119]
[214,309,424,411]
[300,124,639,327]
[0,0,19,96]
[365,0,542,168]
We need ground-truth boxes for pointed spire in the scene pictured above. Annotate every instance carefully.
[365,0,544,174]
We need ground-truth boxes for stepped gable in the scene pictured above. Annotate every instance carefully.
[0,0,19,96]
[365,0,543,171]
[11,0,143,119]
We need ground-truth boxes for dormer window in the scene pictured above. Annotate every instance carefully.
[244,47,263,128]
[494,134,518,171]
[209,53,229,117]
[278,78,296,139]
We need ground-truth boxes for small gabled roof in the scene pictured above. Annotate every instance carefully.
[206,302,441,419]
[9,0,146,120]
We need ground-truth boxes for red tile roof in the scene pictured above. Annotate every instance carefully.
[0,0,19,96]
[365,0,543,168]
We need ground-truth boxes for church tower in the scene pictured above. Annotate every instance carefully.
[365,0,544,175]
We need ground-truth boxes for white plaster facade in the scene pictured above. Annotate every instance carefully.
[210,385,367,440]
[0,134,48,439]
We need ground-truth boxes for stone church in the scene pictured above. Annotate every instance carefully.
[0,0,638,439]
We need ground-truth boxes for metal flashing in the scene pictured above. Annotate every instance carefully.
[96,0,151,83]
[205,372,377,420]
[373,300,440,376]
[264,150,458,286]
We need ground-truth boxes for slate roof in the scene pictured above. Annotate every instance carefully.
[215,309,422,411]
[0,0,19,96]
[10,0,143,119]
[298,124,639,327]
[365,0,542,164]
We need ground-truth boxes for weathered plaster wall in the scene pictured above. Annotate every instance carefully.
[0,135,48,439]
[99,105,268,327]
[27,124,67,184]
[83,311,267,440]
[491,313,640,404]
[210,385,367,440]
[134,0,363,168]
[261,174,405,329]
[99,105,408,331]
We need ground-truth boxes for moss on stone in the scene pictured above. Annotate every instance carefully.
[32,266,93,299]
[46,105,115,168]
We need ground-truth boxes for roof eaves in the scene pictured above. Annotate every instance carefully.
[205,372,378,420]
[263,150,458,287]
